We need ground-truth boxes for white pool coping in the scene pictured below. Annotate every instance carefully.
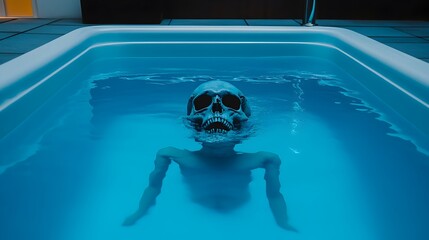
[0,26,428,135]
[1,26,428,103]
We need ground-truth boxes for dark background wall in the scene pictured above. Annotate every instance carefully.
[81,0,429,24]
[164,0,305,19]
[317,0,429,20]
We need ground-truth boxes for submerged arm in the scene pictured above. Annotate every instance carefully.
[123,147,172,226]
[263,153,297,231]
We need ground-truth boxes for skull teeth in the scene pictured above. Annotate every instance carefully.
[207,129,228,134]
[202,117,233,133]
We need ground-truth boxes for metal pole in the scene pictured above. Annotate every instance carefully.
[303,0,317,26]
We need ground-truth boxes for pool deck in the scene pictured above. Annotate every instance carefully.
[0,18,428,65]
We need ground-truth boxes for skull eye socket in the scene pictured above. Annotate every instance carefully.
[193,93,212,111]
[222,94,241,110]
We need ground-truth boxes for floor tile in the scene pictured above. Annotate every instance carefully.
[0,19,56,32]
[0,18,16,23]
[370,37,428,43]
[8,18,56,24]
[0,23,41,32]
[317,20,429,27]
[0,32,15,40]
[0,53,21,64]
[345,27,414,37]
[160,19,172,25]
[246,19,300,26]
[170,19,247,26]
[0,33,60,54]
[384,42,429,59]
[26,25,83,34]
[49,19,86,26]
[395,27,429,37]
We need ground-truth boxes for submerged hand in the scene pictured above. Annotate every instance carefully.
[122,213,141,226]
[279,222,299,232]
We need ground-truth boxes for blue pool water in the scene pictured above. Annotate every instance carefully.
[1,56,428,240]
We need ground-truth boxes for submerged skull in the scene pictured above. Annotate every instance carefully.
[187,81,251,138]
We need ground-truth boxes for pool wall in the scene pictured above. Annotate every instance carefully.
[0,26,428,139]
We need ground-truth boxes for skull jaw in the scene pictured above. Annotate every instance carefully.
[188,114,244,134]
[187,115,250,144]
[202,116,233,134]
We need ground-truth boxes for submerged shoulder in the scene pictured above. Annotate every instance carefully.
[157,146,182,158]
[240,151,281,169]
[256,151,280,160]
[156,146,192,162]
[256,151,281,166]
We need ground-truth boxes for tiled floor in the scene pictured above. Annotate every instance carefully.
[0,18,429,64]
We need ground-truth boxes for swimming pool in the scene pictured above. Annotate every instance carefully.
[0,26,428,240]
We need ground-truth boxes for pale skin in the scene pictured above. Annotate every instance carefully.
[123,142,296,231]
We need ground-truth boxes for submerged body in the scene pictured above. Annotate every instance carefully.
[180,164,252,211]
[123,144,295,231]
[123,81,295,231]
